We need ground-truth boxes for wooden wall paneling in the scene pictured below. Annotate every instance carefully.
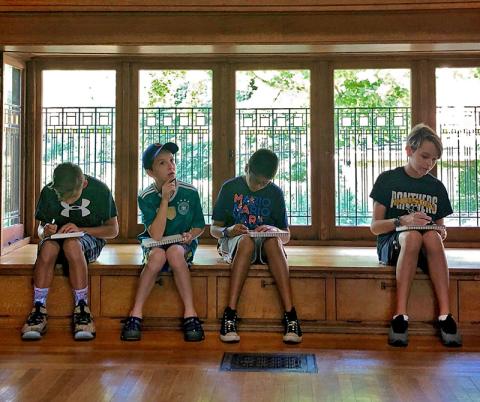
[127,63,140,239]
[115,61,130,241]
[2,11,480,48]
[317,62,335,240]
[212,63,235,201]
[0,54,3,250]
[309,62,322,240]
[2,1,480,13]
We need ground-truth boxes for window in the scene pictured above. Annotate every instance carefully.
[42,70,116,192]
[436,67,480,227]
[1,60,24,249]
[334,68,411,226]
[236,70,311,225]
[138,70,212,222]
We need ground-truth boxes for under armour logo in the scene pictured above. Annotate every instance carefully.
[60,199,91,217]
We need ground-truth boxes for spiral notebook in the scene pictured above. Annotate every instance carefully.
[50,231,85,239]
[141,234,184,248]
[396,224,445,232]
[247,230,289,238]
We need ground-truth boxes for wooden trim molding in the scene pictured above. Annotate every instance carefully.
[1,0,480,12]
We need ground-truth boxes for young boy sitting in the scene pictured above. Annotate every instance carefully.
[22,162,119,341]
[121,142,205,342]
[370,123,462,347]
[210,148,302,344]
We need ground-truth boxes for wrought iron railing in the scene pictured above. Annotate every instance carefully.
[139,107,212,222]
[334,106,480,227]
[41,106,480,228]
[42,107,115,191]
[335,107,411,226]
[437,106,480,227]
[236,108,311,225]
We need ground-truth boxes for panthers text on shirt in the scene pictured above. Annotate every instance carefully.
[390,191,438,214]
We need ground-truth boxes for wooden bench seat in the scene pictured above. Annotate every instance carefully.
[0,244,479,335]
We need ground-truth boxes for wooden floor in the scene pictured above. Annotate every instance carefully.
[0,330,479,402]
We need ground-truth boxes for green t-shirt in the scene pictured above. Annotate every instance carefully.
[138,181,205,243]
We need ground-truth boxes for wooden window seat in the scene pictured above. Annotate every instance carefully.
[0,244,479,335]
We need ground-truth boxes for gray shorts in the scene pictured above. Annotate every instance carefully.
[217,234,285,264]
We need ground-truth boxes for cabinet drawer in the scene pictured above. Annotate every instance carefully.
[217,277,325,320]
[100,276,208,318]
[0,276,73,317]
[336,278,457,322]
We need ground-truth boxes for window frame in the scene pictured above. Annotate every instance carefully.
[12,54,480,247]
[1,54,28,254]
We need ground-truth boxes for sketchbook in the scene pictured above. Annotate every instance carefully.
[247,230,289,238]
[141,234,184,248]
[396,224,445,232]
[50,231,85,239]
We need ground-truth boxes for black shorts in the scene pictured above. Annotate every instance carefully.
[378,231,429,273]
[38,233,106,276]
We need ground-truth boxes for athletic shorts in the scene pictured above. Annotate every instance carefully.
[38,233,106,276]
[378,231,429,273]
[217,234,286,264]
[142,242,195,273]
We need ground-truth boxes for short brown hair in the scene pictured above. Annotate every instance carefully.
[51,162,84,200]
[407,123,443,158]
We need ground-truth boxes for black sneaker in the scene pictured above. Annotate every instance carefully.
[183,316,205,342]
[283,307,303,344]
[21,302,48,340]
[438,314,462,347]
[220,307,240,343]
[72,300,96,341]
[388,315,408,347]
[121,316,143,341]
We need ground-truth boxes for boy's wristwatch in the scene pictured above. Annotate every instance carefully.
[393,217,401,227]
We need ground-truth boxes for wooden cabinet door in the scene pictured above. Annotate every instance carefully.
[217,277,325,320]
[458,281,480,322]
[0,276,73,317]
[336,278,457,322]
[100,275,208,318]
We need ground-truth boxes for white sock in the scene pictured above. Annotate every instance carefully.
[438,314,449,321]
[73,286,88,305]
[34,286,49,306]
[393,314,409,321]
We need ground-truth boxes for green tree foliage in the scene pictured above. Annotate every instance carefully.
[147,70,212,107]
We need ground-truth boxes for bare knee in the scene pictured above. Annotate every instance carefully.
[422,230,444,253]
[37,241,60,265]
[236,235,255,254]
[263,237,282,254]
[144,248,167,274]
[62,238,84,261]
[399,231,423,254]
[166,245,187,270]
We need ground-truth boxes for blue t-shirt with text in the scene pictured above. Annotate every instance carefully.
[212,176,288,230]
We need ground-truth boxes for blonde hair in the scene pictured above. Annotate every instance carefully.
[407,123,443,158]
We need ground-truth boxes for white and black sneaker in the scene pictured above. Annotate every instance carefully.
[283,307,303,344]
[388,314,408,347]
[220,307,240,343]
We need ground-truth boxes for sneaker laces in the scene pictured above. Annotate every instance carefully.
[223,311,238,333]
[74,301,92,325]
[122,316,142,331]
[284,319,301,335]
[183,317,203,332]
[27,303,46,325]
